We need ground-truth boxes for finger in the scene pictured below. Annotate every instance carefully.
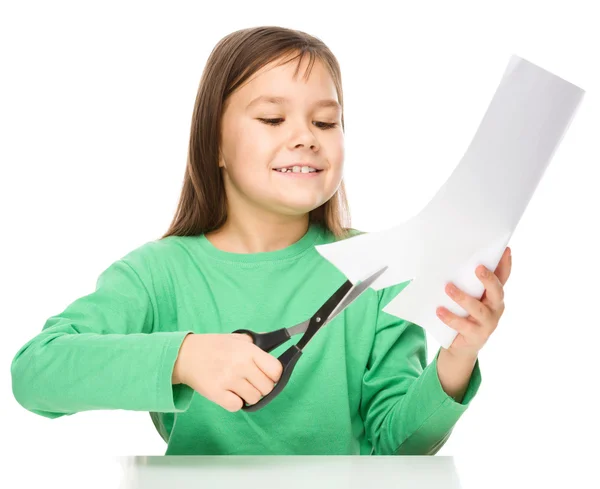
[253,350,284,383]
[493,247,512,286]
[232,378,263,406]
[436,307,480,339]
[475,265,505,314]
[445,282,494,325]
[248,359,278,395]
[218,390,244,412]
[232,333,254,343]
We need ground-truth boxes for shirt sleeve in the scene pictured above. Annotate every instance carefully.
[360,282,482,455]
[10,256,195,419]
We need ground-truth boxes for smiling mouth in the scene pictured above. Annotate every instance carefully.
[272,168,323,174]
[272,168,323,177]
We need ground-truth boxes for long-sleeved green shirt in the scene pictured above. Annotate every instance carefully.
[11,222,481,455]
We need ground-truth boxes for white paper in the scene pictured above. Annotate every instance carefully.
[315,55,585,349]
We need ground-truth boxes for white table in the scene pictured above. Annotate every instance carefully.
[119,455,462,488]
[5,454,597,488]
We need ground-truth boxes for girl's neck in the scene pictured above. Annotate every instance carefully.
[204,216,311,254]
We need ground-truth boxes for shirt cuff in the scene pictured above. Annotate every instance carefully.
[156,331,195,412]
[424,347,482,413]
[392,348,482,454]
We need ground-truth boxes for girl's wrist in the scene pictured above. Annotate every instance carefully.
[172,333,194,385]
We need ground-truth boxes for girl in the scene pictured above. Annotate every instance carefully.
[11,26,512,455]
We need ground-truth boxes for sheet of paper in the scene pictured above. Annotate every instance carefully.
[315,55,585,349]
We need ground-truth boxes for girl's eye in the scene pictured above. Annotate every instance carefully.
[258,118,338,130]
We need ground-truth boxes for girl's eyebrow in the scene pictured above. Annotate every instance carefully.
[245,95,342,113]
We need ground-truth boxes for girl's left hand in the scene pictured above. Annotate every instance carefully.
[436,247,512,359]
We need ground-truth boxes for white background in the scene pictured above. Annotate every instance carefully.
[1,0,598,487]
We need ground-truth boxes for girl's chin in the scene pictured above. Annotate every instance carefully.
[272,198,326,213]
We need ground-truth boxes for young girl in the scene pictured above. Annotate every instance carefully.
[11,26,511,455]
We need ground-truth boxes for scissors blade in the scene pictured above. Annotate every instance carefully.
[282,265,388,340]
[285,320,310,337]
[325,265,388,325]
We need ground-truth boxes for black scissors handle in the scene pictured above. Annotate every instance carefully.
[239,342,303,412]
[233,327,292,352]
[232,317,323,412]
[231,279,354,412]
[231,327,302,412]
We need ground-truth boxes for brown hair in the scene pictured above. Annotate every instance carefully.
[160,26,352,242]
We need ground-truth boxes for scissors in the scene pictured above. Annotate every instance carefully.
[232,265,388,412]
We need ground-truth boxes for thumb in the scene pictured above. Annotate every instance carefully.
[232,332,254,343]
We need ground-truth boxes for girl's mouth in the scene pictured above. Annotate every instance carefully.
[272,168,323,177]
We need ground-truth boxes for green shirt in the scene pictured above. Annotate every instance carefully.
[11,222,481,455]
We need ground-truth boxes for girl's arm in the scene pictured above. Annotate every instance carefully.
[437,348,478,403]
[360,283,482,455]
[11,255,194,418]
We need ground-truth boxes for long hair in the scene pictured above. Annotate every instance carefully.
[160,26,352,241]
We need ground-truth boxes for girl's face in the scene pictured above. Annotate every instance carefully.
[218,55,344,220]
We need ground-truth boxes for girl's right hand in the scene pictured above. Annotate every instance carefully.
[172,333,284,412]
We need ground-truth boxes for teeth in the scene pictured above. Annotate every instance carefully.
[275,166,318,173]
